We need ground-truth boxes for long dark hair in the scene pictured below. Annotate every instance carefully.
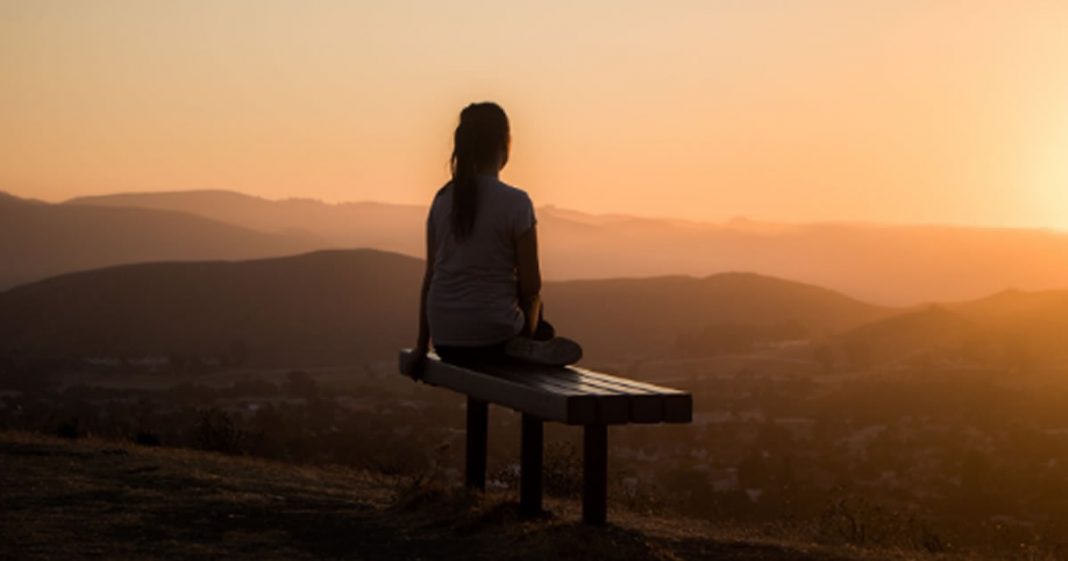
[450,102,510,241]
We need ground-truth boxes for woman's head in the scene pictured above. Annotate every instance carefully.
[453,102,510,174]
[450,102,510,240]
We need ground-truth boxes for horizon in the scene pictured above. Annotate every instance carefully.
[3,2,1068,229]
[11,182,1068,308]
[10,186,1068,234]
[5,240,1061,307]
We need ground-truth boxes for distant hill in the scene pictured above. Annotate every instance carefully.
[0,249,423,367]
[840,290,1068,372]
[543,273,891,360]
[67,189,1068,305]
[67,190,420,257]
[0,191,321,290]
[950,288,1068,321]
[0,250,892,368]
[841,306,978,366]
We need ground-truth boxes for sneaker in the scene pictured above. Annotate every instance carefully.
[504,336,583,367]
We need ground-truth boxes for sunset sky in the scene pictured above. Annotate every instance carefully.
[2,1,1067,228]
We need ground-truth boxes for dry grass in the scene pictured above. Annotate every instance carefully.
[0,430,945,561]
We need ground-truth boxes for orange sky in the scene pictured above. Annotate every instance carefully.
[2,1,1067,227]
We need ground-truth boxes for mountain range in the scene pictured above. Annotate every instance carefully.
[3,247,1067,375]
[0,191,319,290]
[4,186,1068,374]
[0,249,891,367]
[57,189,1068,305]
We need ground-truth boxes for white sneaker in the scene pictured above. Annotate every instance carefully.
[504,336,583,367]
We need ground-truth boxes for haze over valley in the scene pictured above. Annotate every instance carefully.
[7,188,1068,305]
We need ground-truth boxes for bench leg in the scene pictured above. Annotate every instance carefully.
[519,414,543,517]
[583,424,608,525]
[465,397,488,490]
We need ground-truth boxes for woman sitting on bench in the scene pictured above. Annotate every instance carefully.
[405,101,582,377]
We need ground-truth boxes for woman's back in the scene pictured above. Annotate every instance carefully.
[404,101,580,376]
[426,174,536,346]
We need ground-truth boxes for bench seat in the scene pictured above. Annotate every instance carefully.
[400,350,692,425]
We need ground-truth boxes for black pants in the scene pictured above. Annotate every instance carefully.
[435,309,555,368]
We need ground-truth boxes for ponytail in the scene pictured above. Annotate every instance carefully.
[449,102,510,241]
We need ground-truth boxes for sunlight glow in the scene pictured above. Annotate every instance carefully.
[2,1,1068,228]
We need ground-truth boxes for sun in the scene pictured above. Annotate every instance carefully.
[1025,111,1068,230]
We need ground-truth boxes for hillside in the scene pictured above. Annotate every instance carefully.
[0,191,321,291]
[68,190,421,257]
[840,306,977,366]
[66,189,1068,305]
[0,250,892,367]
[0,430,883,561]
[544,273,891,360]
[839,290,1068,372]
[0,249,423,367]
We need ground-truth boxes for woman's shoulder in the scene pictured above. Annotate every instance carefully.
[490,178,533,206]
[427,183,453,223]
[489,179,536,233]
[432,177,532,210]
[429,182,452,208]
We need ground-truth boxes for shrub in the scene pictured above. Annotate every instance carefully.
[194,409,244,454]
[134,432,161,446]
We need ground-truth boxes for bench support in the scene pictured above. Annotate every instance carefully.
[583,424,608,525]
[399,350,693,525]
[519,414,543,517]
[465,397,488,490]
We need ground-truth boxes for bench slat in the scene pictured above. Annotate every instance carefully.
[574,367,688,395]
[484,369,632,424]
[500,369,667,423]
[430,362,631,424]
[572,368,693,423]
[404,352,590,423]
[500,367,689,424]
[398,350,692,424]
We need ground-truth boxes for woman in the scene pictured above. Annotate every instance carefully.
[404,102,582,377]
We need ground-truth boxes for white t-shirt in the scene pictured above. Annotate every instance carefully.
[426,175,537,346]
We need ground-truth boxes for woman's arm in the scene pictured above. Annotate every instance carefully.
[415,257,433,352]
[404,222,435,378]
[515,224,542,336]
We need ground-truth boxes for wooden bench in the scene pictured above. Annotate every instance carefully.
[398,349,693,524]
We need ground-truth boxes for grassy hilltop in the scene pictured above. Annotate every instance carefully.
[0,430,900,561]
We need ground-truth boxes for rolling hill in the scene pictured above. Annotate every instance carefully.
[0,191,322,291]
[67,190,420,257]
[0,249,423,367]
[543,273,892,360]
[0,249,893,368]
[839,289,1068,372]
[67,189,1068,305]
